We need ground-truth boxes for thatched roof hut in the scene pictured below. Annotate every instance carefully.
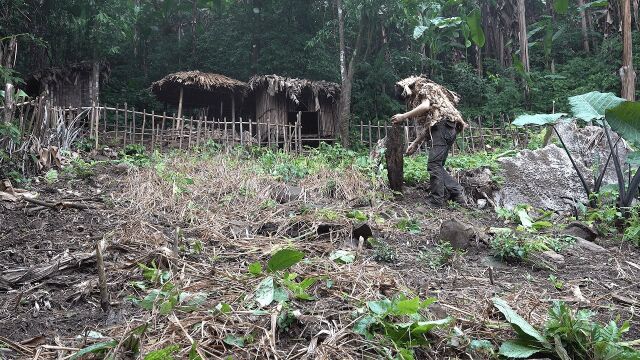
[248,75,340,139]
[25,61,109,107]
[151,71,247,119]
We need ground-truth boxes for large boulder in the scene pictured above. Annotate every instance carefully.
[554,121,631,186]
[495,144,592,211]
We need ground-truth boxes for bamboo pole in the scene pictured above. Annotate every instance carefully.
[151,111,156,149]
[196,115,202,147]
[115,105,119,141]
[141,109,146,146]
[179,113,184,150]
[94,103,99,150]
[188,116,193,149]
[368,121,373,149]
[177,87,184,122]
[123,104,128,146]
[231,115,236,146]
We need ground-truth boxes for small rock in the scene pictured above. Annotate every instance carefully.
[272,185,303,204]
[439,219,476,250]
[540,250,565,267]
[573,237,607,253]
[477,199,487,209]
[563,222,598,242]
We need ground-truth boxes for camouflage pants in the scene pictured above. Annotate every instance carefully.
[427,121,463,205]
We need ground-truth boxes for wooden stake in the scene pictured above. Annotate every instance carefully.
[179,113,184,150]
[141,109,147,146]
[95,241,109,312]
[177,87,184,121]
[151,111,156,149]
[123,104,128,146]
[196,115,202,147]
[94,103,99,150]
[115,105,119,141]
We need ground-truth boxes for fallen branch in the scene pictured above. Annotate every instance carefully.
[22,196,97,210]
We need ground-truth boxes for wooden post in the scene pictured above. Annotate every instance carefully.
[179,114,184,150]
[224,117,228,147]
[368,121,372,149]
[141,109,146,146]
[94,103,99,150]
[297,112,302,153]
[177,87,184,121]
[123,104,128,146]
[95,241,109,312]
[196,115,202,147]
[131,108,136,145]
[240,117,244,146]
[115,105,119,142]
[231,115,236,146]
[161,112,167,147]
[188,116,194,148]
[231,96,236,124]
[360,119,364,142]
[386,125,404,192]
[151,111,156,149]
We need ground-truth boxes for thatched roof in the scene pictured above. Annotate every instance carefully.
[151,71,247,107]
[249,74,340,104]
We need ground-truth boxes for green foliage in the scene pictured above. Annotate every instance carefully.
[623,206,640,246]
[143,345,180,360]
[353,294,452,358]
[368,238,397,263]
[44,169,59,184]
[403,156,429,186]
[250,248,317,308]
[494,298,640,359]
[69,340,118,360]
[329,250,356,264]
[569,91,625,122]
[0,122,21,143]
[64,158,95,179]
[395,218,421,234]
[418,241,456,269]
[512,113,567,127]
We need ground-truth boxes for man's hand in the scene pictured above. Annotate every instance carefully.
[391,113,406,124]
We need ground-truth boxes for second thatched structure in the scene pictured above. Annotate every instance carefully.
[151,71,247,120]
[248,75,340,141]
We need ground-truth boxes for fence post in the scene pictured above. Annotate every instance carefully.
[94,103,99,150]
[123,104,128,146]
[141,109,146,147]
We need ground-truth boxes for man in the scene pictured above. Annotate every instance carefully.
[390,76,467,207]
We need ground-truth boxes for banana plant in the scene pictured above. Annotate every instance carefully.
[513,91,640,211]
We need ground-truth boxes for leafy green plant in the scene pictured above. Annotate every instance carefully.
[250,248,318,308]
[64,158,95,179]
[395,218,421,234]
[368,238,397,263]
[129,281,207,315]
[493,298,640,359]
[418,242,456,269]
[353,294,452,359]
[623,206,640,246]
[513,91,640,211]
[44,169,59,184]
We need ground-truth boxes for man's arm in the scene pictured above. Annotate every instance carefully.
[391,99,431,124]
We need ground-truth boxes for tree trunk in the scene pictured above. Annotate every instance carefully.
[1,36,18,124]
[337,0,360,148]
[578,0,591,53]
[386,125,404,192]
[621,0,636,100]
[517,0,530,73]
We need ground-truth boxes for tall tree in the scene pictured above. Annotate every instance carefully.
[621,0,636,100]
[578,0,591,53]
[517,0,530,73]
[336,0,364,148]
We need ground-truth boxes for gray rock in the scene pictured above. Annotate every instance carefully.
[495,144,592,211]
[272,185,303,203]
[573,237,607,253]
[555,121,630,186]
[439,219,476,250]
[563,222,598,242]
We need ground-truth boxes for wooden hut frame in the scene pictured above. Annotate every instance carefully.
[248,75,340,144]
[150,71,247,122]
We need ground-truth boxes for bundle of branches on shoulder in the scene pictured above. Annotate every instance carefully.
[396,76,466,155]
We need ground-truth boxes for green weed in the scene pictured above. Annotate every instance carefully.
[418,242,456,269]
[369,238,397,263]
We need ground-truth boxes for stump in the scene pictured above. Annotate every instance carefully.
[386,125,404,192]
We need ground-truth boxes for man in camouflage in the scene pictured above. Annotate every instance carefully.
[391,76,468,207]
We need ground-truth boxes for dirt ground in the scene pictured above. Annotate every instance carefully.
[1,161,639,359]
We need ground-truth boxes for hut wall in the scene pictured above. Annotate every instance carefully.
[44,71,95,107]
[318,99,338,137]
[255,88,291,139]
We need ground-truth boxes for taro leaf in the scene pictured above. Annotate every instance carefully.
[248,262,263,276]
[605,101,640,147]
[466,9,485,47]
[569,91,625,122]
[498,340,544,358]
[223,335,245,348]
[255,276,275,307]
[626,152,640,166]
[274,285,290,302]
[413,25,428,40]
[553,0,569,14]
[391,297,421,315]
[368,298,393,316]
[492,298,549,347]
[267,248,304,272]
[517,209,534,228]
[353,315,377,338]
[512,113,566,127]
[143,345,180,360]
[69,340,118,360]
[329,250,355,264]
